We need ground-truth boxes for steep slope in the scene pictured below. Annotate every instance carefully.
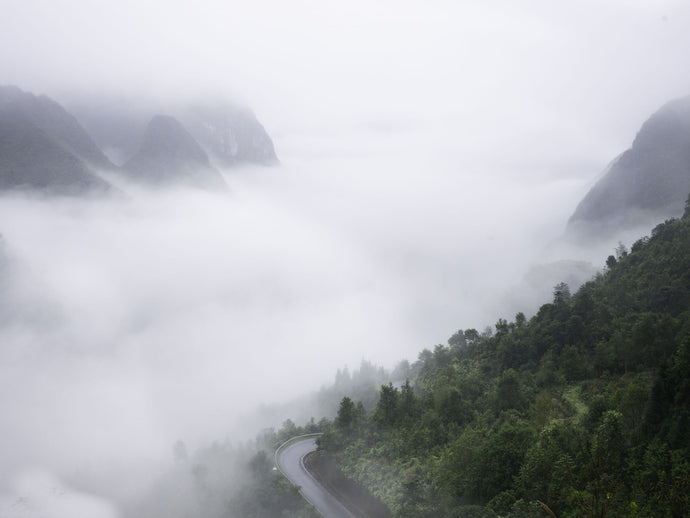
[317,212,690,517]
[65,96,278,168]
[0,114,112,195]
[62,98,149,165]
[0,85,115,171]
[567,95,690,240]
[180,103,278,167]
[122,115,227,189]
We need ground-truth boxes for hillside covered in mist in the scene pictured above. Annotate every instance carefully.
[137,195,690,518]
[0,85,276,194]
[3,85,690,518]
[567,95,690,242]
[3,2,690,518]
[314,204,690,517]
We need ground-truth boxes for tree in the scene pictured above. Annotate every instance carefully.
[615,241,628,260]
[477,415,534,501]
[335,396,356,430]
[335,367,351,388]
[495,369,527,412]
[553,282,571,304]
[249,450,273,481]
[514,312,526,328]
[374,383,400,427]
[606,255,617,269]
[448,329,467,348]
[392,359,411,380]
[399,379,418,423]
[464,328,481,346]
[582,411,628,518]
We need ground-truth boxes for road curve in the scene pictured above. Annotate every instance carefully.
[276,436,356,518]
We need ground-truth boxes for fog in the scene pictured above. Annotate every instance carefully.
[2,0,690,516]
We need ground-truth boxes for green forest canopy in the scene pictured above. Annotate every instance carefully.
[317,208,690,518]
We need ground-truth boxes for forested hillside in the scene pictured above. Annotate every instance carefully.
[316,199,690,517]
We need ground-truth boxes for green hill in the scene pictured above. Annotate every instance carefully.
[317,201,690,517]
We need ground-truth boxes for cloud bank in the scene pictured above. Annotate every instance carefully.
[2,0,690,513]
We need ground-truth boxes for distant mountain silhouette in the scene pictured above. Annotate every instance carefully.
[0,86,113,194]
[181,103,278,167]
[122,115,227,189]
[65,96,278,169]
[0,85,114,171]
[1,86,279,195]
[567,95,690,240]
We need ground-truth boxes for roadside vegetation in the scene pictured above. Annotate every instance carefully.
[315,201,690,517]
[132,201,690,517]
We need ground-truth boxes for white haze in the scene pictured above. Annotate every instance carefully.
[2,0,690,516]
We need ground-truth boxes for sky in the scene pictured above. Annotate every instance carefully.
[2,1,690,515]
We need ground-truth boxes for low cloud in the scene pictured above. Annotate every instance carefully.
[0,469,119,518]
[2,0,690,513]
[0,144,602,476]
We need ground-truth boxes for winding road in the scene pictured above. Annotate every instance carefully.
[276,436,356,518]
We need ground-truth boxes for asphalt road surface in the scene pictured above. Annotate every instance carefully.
[276,437,356,518]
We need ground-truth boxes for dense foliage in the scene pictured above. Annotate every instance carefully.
[318,211,690,517]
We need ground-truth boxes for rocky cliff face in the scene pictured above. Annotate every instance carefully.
[567,96,690,240]
[122,115,227,189]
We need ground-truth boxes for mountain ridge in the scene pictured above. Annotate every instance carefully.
[0,85,115,171]
[122,114,227,190]
[0,108,113,195]
[63,94,278,169]
[567,95,690,241]
[0,85,277,195]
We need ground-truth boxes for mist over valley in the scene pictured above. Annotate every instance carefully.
[2,2,690,516]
